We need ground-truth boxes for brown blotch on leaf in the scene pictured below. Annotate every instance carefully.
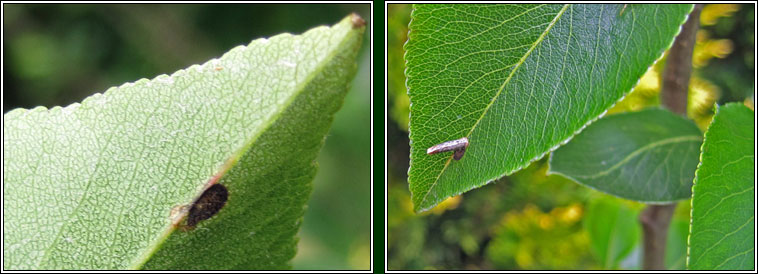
[452,148,466,161]
[185,184,228,229]
[350,13,366,29]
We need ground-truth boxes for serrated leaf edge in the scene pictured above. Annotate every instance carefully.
[407,4,694,212]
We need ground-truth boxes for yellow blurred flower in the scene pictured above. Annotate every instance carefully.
[700,4,739,26]
[637,67,661,91]
[694,31,734,68]
[557,203,584,223]
[688,77,719,129]
[423,195,462,215]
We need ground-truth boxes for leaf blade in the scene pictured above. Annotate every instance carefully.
[406,4,694,211]
[549,108,703,202]
[584,196,641,269]
[687,103,754,270]
[3,14,364,269]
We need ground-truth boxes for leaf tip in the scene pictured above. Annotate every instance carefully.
[349,12,366,29]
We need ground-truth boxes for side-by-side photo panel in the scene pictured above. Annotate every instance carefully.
[387,3,755,271]
[3,2,372,270]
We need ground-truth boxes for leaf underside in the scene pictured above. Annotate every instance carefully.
[405,4,694,212]
[3,14,364,270]
[687,103,754,270]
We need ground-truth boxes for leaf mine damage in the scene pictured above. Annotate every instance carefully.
[187,184,229,227]
[173,184,229,231]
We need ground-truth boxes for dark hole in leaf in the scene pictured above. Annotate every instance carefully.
[186,184,228,228]
[453,148,466,160]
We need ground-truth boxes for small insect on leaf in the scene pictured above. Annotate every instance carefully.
[185,183,229,229]
[426,137,469,160]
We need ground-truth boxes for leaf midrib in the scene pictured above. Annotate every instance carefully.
[571,135,703,180]
[130,20,361,269]
[419,4,571,208]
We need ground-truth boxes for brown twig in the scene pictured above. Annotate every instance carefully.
[640,4,704,270]
[661,4,704,116]
[639,203,678,269]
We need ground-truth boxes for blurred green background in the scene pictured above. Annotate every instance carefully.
[3,4,370,270]
[388,4,753,270]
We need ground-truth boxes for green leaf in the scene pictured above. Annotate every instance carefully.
[687,103,754,270]
[548,108,703,202]
[584,195,641,269]
[3,14,364,270]
[405,4,694,212]
[665,214,691,269]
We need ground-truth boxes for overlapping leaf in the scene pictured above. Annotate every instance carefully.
[3,14,364,269]
[584,196,640,269]
[688,103,754,270]
[405,4,694,211]
[549,108,703,202]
